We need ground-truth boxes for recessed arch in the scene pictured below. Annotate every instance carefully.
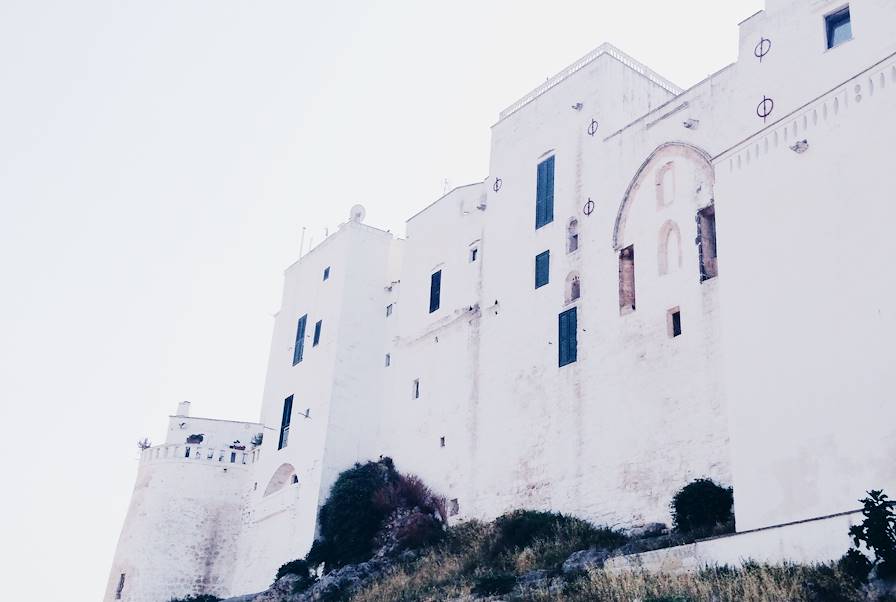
[655,161,676,209]
[612,142,713,250]
[263,463,297,497]
[565,271,581,303]
[658,220,682,276]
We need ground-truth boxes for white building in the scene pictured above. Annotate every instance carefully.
[106,1,896,599]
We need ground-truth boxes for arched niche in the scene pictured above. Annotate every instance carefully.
[658,220,682,275]
[565,271,581,303]
[612,142,714,251]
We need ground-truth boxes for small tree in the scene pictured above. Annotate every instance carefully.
[847,489,896,580]
[670,478,734,534]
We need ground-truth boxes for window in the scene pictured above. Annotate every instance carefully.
[386,303,393,317]
[535,156,555,229]
[115,573,126,600]
[558,307,577,367]
[565,272,581,303]
[323,266,330,281]
[449,498,460,516]
[293,314,307,365]
[668,307,682,338]
[429,270,441,313]
[278,395,293,450]
[185,447,191,458]
[567,219,579,253]
[291,474,299,484]
[312,320,322,346]
[440,436,446,448]
[826,6,852,49]
[385,353,391,367]
[413,379,420,399]
[697,206,718,281]
[535,250,550,289]
[619,246,636,313]
[469,247,479,262]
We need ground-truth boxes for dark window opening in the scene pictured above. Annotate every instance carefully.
[669,308,682,338]
[230,452,237,463]
[567,219,579,253]
[323,266,330,281]
[440,436,446,448]
[559,307,578,367]
[413,379,420,399]
[429,270,442,313]
[826,6,852,49]
[385,353,391,367]
[115,573,126,600]
[386,304,393,317]
[291,474,299,484]
[697,206,718,281]
[619,246,636,313]
[184,447,191,458]
[536,156,555,229]
[278,395,293,450]
[470,247,478,262]
[535,250,550,289]
[313,320,322,346]
[293,314,307,365]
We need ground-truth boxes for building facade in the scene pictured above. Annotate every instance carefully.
[106,1,896,599]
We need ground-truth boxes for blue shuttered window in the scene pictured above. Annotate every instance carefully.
[535,156,555,229]
[558,307,577,367]
[429,270,442,313]
[535,250,550,289]
[278,395,293,450]
[293,314,307,365]
[313,320,322,346]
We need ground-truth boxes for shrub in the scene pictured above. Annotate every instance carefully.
[472,572,516,596]
[838,549,873,583]
[275,558,317,591]
[168,596,220,602]
[670,478,734,534]
[492,510,564,555]
[846,489,896,580]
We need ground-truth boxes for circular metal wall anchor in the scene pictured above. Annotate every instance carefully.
[754,37,772,62]
[493,178,502,193]
[587,119,599,137]
[757,96,774,122]
[583,198,595,216]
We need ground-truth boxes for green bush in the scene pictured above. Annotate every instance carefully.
[491,510,565,555]
[670,479,734,534]
[168,595,220,602]
[846,489,896,580]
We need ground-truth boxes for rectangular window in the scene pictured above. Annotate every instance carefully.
[558,307,578,367]
[440,436,446,448]
[469,247,478,262]
[323,266,330,281]
[697,206,718,281]
[619,246,636,313]
[115,573,126,599]
[535,250,550,289]
[413,379,420,399]
[386,303,393,317]
[278,395,293,450]
[385,353,391,367]
[429,270,442,313]
[668,307,682,338]
[313,320,322,346]
[826,6,852,49]
[535,156,555,229]
[293,314,307,365]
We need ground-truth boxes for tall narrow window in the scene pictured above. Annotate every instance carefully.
[535,250,550,289]
[429,270,442,313]
[293,314,307,365]
[826,6,852,49]
[386,303,393,317]
[115,573,126,600]
[323,266,330,281]
[385,353,391,367]
[565,272,581,303]
[619,246,636,313]
[567,219,579,253]
[312,320,322,346]
[697,206,718,281]
[413,379,420,399]
[535,156,555,229]
[668,307,682,338]
[469,247,479,262]
[558,307,578,367]
[278,395,293,450]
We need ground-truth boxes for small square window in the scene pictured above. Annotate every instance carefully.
[386,304,393,317]
[385,353,391,367]
[826,6,852,49]
[667,307,682,338]
[413,379,420,399]
[323,266,330,281]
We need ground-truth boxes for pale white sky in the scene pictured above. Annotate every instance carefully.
[0,1,761,599]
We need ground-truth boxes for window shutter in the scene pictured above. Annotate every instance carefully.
[536,156,555,229]
[293,315,307,364]
[559,307,577,367]
[429,270,442,313]
[279,395,294,450]
[535,251,550,288]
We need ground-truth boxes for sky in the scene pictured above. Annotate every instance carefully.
[0,1,762,600]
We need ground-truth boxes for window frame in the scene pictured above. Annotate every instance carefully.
[312,319,322,347]
[323,266,330,281]
[824,5,852,50]
[292,314,308,365]
[535,155,555,229]
[278,395,294,450]
[535,250,550,289]
[429,270,442,313]
[558,307,578,367]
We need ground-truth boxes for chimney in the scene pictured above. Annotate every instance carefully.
[176,401,191,417]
